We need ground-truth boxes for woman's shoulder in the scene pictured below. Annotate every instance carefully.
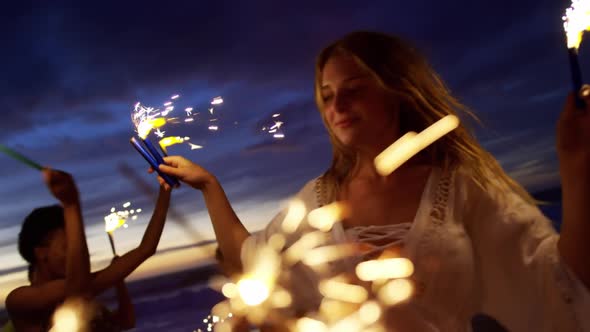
[292,175,324,208]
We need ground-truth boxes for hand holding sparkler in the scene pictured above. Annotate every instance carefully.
[557,86,590,166]
[0,144,44,171]
[563,0,590,109]
[43,169,80,206]
[153,156,216,191]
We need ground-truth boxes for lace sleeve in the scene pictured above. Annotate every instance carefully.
[459,170,590,332]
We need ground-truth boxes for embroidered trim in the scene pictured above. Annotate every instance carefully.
[314,176,326,208]
[429,168,454,224]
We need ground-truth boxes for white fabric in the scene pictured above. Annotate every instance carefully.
[241,167,590,331]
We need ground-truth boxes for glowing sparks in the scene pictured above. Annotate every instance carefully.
[154,128,166,138]
[375,115,459,176]
[358,301,382,325]
[280,199,307,233]
[270,121,283,130]
[215,190,418,331]
[105,201,141,233]
[318,278,368,303]
[159,136,187,152]
[377,279,413,306]
[222,283,239,299]
[295,318,328,332]
[356,258,415,281]
[236,277,269,306]
[272,113,281,118]
[189,143,204,150]
[50,306,80,332]
[563,0,590,49]
[307,201,350,232]
[137,117,167,139]
[211,96,224,105]
[132,95,225,152]
[302,244,358,267]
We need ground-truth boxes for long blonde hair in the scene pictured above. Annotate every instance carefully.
[314,31,535,204]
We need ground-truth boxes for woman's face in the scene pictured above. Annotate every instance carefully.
[320,54,400,151]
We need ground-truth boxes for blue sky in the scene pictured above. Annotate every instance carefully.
[0,0,588,304]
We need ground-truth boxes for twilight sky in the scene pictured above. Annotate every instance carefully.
[0,0,587,304]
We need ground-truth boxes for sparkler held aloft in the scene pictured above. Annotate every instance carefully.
[0,144,43,170]
[130,137,179,187]
[563,0,590,109]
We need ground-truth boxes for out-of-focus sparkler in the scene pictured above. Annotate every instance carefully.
[563,0,590,108]
[104,202,142,255]
[374,115,459,176]
[205,114,460,330]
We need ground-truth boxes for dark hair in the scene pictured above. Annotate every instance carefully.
[18,205,65,265]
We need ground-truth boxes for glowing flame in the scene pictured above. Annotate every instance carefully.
[50,306,80,332]
[104,215,125,233]
[159,136,187,152]
[137,117,167,139]
[236,244,281,306]
[356,258,414,281]
[563,0,590,49]
[375,115,459,176]
[104,201,141,232]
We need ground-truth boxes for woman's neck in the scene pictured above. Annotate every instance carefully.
[351,146,429,182]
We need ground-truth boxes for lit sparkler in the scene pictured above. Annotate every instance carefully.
[208,113,461,330]
[374,115,459,176]
[563,0,590,108]
[211,198,415,331]
[104,202,142,255]
[131,93,226,155]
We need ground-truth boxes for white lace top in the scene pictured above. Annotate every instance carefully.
[241,167,590,331]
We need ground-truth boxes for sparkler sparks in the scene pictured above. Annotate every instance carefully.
[154,128,166,138]
[211,96,224,105]
[132,94,227,152]
[208,114,461,330]
[374,115,459,176]
[563,0,590,49]
[261,115,287,140]
[104,201,141,233]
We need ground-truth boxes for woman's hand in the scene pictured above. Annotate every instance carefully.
[153,156,216,191]
[557,85,590,172]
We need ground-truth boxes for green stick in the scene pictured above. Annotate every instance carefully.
[0,144,43,170]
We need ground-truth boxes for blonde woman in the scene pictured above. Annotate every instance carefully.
[158,31,590,331]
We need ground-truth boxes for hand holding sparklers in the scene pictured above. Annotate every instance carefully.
[151,155,216,191]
